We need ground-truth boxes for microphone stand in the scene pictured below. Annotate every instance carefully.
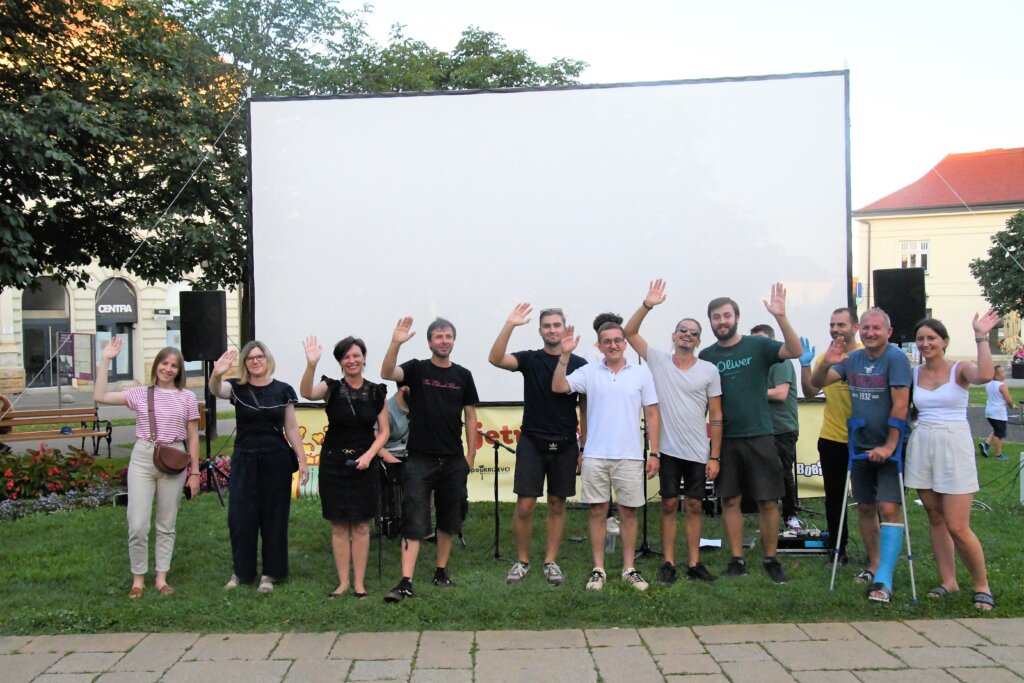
[477,429,515,560]
[634,350,661,560]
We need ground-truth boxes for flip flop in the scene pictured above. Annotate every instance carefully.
[867,582,892,603]
[853,569,874,585]
[974,591,996,611]
[927,585,957,599]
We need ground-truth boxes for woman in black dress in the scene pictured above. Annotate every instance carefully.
[300,335,389,598]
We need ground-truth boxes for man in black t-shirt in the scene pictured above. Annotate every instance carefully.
[488,304,586,586]
[380,316,478,602]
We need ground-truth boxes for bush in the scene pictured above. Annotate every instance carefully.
[0,444,112,501]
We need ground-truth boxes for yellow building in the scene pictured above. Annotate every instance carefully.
[853,148,1024,359]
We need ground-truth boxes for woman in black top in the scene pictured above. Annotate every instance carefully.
[210,341,308,593]
[301,335,389,598]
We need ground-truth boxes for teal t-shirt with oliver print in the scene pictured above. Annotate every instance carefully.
[698,334,783,438]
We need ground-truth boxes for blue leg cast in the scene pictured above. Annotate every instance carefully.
[873,522,904,590]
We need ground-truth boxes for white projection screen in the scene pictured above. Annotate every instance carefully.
[249,72,851,401]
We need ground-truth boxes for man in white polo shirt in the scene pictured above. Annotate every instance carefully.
[553,321,660,591]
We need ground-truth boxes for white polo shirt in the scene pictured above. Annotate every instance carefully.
[566,359,658,460]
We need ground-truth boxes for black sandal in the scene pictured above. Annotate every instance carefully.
[974,591,996,611]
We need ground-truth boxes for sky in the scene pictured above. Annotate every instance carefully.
[357,0,1023,209]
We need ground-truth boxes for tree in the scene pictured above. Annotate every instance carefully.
[969,211,1024,315]
[0,0,245,291]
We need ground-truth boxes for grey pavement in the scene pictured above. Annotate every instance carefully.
[2,619,1024,682]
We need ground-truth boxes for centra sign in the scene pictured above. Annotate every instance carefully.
[95,278,138,324]
[98,304,133,314]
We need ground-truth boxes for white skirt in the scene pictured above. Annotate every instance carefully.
[905,421,978,494]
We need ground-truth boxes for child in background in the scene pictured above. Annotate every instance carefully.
[982,365,1014,460]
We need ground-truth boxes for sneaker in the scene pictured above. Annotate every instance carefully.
[979,442,990,457]
[224,574,240,590]
[585,568,607,591]
[622,568,649,591]
[256,575,275,593]
[606,517,620,535]
[506,561,530,584]
[786,516,802,531]
[996,454,1009,461]
[543,562,566,586]
[722,558,747,577]
[764,558,789,584]
[656,562,678,585]
[384,578,414,602]
[432,567,453,588]
[686,563,716,583]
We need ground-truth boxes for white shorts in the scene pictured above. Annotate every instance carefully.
[580,458,645,507]
[905,421,978,495]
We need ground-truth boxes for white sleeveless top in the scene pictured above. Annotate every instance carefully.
[985,380,1008,420]
[913,362,968,423]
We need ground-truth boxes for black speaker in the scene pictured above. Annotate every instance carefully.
[873,268,926,345]
[180,291,227,361]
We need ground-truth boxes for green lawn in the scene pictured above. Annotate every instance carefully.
[967,385,1024,406]
[0,444,1020,635]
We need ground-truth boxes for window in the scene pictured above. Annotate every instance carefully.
[900,241,929,273]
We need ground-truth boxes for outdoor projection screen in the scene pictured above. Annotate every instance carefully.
[249,72,850,400]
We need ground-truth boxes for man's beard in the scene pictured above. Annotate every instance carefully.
[713,322,737,341]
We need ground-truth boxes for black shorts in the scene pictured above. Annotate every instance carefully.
[658,453,706,500]
[987,418,1008,439]
[513,434,578,499]
[400,452,469,539]
[716,435,783,501]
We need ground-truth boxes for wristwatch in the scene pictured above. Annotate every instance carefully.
[648,452,660,458]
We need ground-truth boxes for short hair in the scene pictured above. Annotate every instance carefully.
[675,317,702,332]
[150,347,187,390]
[238,340,275,384]
[333,336,367,361]
[707,297,739,318]
[538,308,565,325]
[859,307,891,327]
[597,322,624,337]
[427,318,456,340]
[914,318,949,342]
[592,312,623,333]
[749,324,775,339]
[832,307,858,324]
[994,364,1004,373]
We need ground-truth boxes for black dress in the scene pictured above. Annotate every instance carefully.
[318,376,386,522]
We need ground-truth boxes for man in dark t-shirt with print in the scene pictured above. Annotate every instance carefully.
[488,303,586,586]
[380,316,478,602]
[697,284,803,584]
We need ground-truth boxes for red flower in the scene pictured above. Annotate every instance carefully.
[48,466,60,476]
[3,468,12,477]
[5,481,12,490]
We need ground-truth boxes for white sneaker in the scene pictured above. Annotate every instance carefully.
[622,567,649,592]
[506,561,529,584]
[224,574,240,590]
[257,575,275,593]
[585,568,607,591]
[786,517,802,531]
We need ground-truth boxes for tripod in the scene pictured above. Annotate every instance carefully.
[478,429,514,560]
[199,360,229,506]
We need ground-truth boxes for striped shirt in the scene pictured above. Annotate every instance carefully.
[123,386,200,443]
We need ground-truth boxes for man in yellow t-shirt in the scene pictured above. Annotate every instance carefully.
[800,307,860,563]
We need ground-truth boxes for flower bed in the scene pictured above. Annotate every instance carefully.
[1,444,113,502]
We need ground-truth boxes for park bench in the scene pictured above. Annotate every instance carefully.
[0,406,113,457]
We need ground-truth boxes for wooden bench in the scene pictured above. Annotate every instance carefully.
[0,406,113,457]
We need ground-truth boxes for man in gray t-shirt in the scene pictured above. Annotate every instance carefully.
[624,279,723,585]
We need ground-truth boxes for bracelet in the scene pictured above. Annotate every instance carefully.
[642,301,654,310]
[188,473,200,478]
[648,451,660,459]
[558,360,569,366]
[975,337,987,343]
[709,457,720,461]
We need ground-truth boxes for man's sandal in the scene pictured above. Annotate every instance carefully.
[927,585,957,599]
[867,582,892,603]
[974,591,996,611]
[853,569,874,585]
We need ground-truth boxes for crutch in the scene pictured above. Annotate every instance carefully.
[829,417,917,604]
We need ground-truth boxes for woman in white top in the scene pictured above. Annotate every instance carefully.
[905,312,998,610]
[95,338,200,598]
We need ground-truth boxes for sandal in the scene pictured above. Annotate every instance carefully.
[128,586,144,599]
[973,591,996,611]
[155,584,174,595]
[853,569,874,585]
[927,585,957,599]
[353,592,369,600]
[867,582,892,603]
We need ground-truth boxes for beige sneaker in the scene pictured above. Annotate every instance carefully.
[585,568,607,591]
[622,568,649,591]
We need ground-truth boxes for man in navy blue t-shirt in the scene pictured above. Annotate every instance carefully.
[489,303,586,586]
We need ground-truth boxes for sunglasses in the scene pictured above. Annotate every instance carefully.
[675,327,701,337]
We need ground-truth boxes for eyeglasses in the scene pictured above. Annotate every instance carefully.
[600,337,626,347]
[675,327,701,337]
[246,354,267,363]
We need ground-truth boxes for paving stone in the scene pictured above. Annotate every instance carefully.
[656,653,721,675]
[0,652,63,683]
[854,670,958,683]
[48,651,124,673]
[850,621,931,648]
[410,669,474,683]
[720,660,798,682]
[975,646,1024,673]
[330,631,418,660]
[162,659,291,683]
[944,667,1024,682]
[415,631,473,669]
[95,672,161,683]
[284,657,350,681]
[349,658,412,680]
[639,626,704,655]
[585,627,642,647]
[695,623,808,644]
[271,632,337,660]
[798,623,864,641]
[960,618,1024,646]
[184,633,282,661]
[764,639,903,670]
[0,636,32,654]
[135,633,200,651]
[891,645,995,668]
[904,619,991,647]
[706,643,772,662]
[109,646,185,672]
[32,675,94,683]
[475,628,586,650]
[592,645,662,683]
[665,676,728,683]
[475,647,596,682]
[792,673,860,683]
[21,634,145,654]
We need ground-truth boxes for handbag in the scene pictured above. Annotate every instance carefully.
[147,385,191,475]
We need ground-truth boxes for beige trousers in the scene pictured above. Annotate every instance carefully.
[126,440,187,575]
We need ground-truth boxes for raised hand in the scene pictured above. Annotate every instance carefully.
[101,336,121,361]
[645,278,667,308]
[303,336,322,367]
[559,324,580,354]
[392,317,415,345]
[799,336,816,367]
[972,309,1001,336]
[507,302,532,327]
[763,282,788,318]
[211,349,237,377]
[822,336,845,365]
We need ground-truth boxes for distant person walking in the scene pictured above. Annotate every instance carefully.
[982,365,1014,460]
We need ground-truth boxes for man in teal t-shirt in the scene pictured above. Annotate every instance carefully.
[697,284,803,584]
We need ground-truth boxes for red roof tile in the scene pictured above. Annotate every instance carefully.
[856,148,1024,214]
